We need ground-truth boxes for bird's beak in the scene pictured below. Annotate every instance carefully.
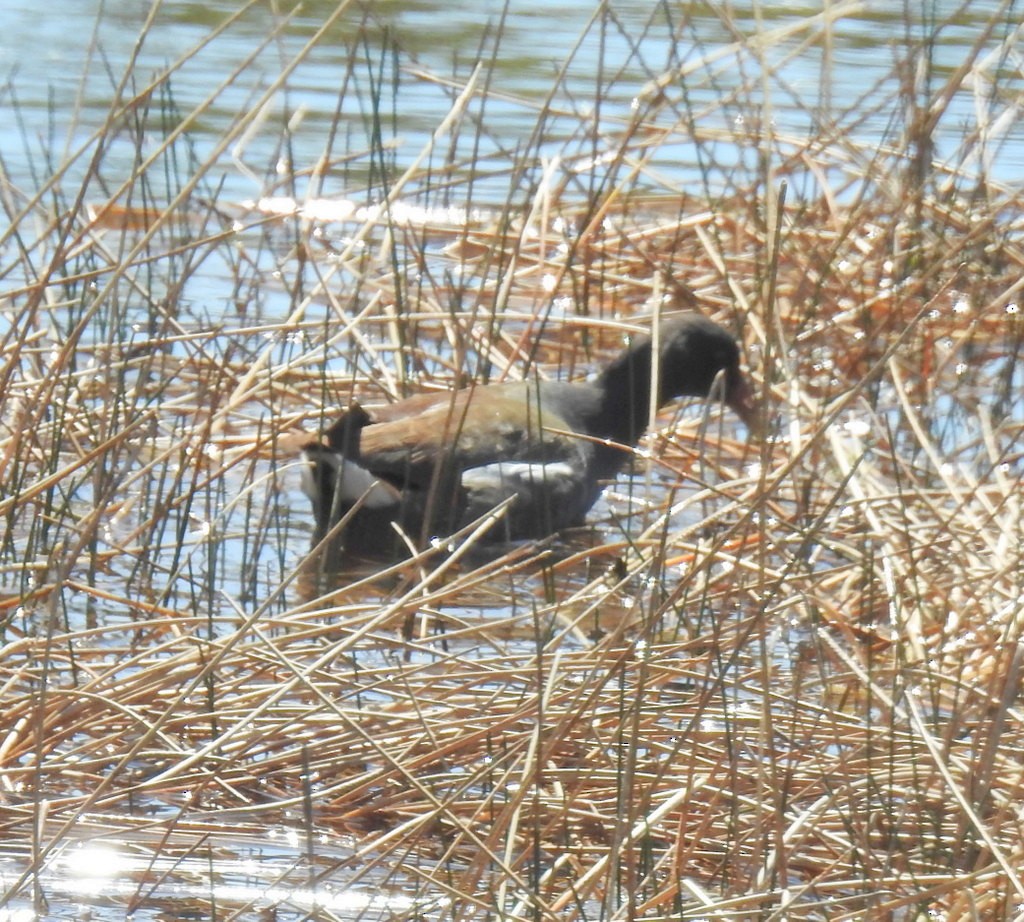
[728,373,764,438]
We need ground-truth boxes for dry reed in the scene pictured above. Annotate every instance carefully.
[1,2,1023,920]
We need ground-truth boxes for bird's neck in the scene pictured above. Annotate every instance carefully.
[592,342,658,447]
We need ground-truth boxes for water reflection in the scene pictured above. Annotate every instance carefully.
[1,835,433,920]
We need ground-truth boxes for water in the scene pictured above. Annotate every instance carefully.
[1,2,1022,919]
[0,832,435,921]
[1,0,1022,208]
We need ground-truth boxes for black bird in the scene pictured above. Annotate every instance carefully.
[301,313,757,555]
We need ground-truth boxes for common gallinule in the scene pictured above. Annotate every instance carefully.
[301,313,756,554]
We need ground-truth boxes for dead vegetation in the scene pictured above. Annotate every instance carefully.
[1,2,1023,919]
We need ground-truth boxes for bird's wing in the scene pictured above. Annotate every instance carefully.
[356,384,589,488]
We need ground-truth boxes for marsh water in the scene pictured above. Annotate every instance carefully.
[3,0,1023,196]
[1,1,1023,919]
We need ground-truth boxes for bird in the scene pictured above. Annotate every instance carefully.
[300,313,757,556]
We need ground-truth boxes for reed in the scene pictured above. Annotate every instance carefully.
[1,1,1022,919]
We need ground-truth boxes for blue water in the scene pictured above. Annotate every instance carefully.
[1,0,1021,218]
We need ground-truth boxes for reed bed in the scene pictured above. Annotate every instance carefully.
[1,2,1023,919]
